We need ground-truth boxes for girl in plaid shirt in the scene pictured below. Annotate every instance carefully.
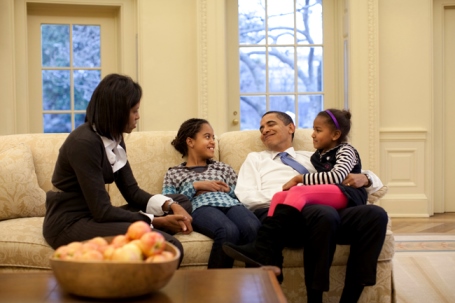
[162,118,260,268]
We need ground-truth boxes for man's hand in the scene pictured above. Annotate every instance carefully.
[153,214,193,235]
[193,180,229,193]
[282,175,303,191]
[342,173,368,188]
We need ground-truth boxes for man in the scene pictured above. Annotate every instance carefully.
[224,111,388,303]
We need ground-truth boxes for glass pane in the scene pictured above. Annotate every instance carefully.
[269,47,294,93]
[267,0,294,45]
[240,95,266,130]
[74,70,101,110]
[75,113,86,129]
[43,114,71,133]
[73,25,101,67]
[41,24,70,67]
[296,0,322,44]
[240,47,266,93]
[298,94,323,128]
[239,0,266,45]
[42,70,70,110]
[270,95,295,114]
[297,46,323,92]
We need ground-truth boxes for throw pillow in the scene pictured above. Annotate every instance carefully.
[0,143,46,220]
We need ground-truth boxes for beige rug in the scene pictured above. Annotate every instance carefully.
[393,234,455,303]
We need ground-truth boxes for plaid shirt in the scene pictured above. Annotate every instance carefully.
[162,160,242,211]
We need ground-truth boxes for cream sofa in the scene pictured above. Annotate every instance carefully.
[0,129,393,303]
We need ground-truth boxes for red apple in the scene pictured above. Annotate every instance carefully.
[127,221,152,240]
[139,231,165,257]
[110,245,142,262]
[87,236,108,247]
[76,250,104,261]
[103,245,116,260]
[111,234,129,248]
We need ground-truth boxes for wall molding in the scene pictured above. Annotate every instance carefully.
[197,0,209,119]
[366,0,379,172]
[379,128,429,216]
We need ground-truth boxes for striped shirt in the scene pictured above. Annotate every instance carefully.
[303,143,362,185]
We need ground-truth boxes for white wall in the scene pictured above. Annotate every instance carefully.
[0,0,438,216]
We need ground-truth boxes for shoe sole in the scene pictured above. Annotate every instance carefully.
[222,245,264,267]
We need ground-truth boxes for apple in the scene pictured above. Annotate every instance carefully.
[139,231,165,257]
[111,245,142,262]
[53,245,70,260]
[145,251,174,263]
[127,221,152,240]
[111,234,129,248]
[103,245,116,260]
[87,236,108,247]
[76,250,104,261]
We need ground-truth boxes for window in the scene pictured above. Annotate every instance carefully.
[235,0,335,130]
[27,4,120,133]
[41,24,101,133]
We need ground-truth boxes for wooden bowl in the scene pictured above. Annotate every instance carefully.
[50,241,180,299]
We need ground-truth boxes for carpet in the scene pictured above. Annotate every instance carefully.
[393,234,455,303]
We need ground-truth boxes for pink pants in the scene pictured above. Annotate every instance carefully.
[268,184,348,216]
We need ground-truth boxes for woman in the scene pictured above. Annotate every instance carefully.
[43,74,193,262]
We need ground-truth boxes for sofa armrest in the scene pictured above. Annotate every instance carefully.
[367,186,388,205]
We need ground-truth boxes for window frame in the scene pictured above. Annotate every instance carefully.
[226,0,342,131]
[14,0,137,134]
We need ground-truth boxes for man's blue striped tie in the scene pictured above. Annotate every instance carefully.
[279,152,309,174]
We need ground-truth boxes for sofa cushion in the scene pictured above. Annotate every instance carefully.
[0,144,46,221]
[0,217,53,270]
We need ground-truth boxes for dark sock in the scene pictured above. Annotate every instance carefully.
[307,288,323,303]
[340,284,364,303]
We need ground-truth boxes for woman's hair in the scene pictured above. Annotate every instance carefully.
[317,108,352,143]
[172,118,209,157]
[85,73,142,142]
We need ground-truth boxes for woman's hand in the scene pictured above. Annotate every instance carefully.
[193,180,230,193]
[153,213,193,235]
[282,175,303,191]
[170,203,193,233]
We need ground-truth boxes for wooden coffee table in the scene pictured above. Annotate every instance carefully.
[0,268,287,303]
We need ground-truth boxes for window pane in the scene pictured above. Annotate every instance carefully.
[73,25,101,67]
[42,70,70,110]
[41,24,70,67]
[297,46,323,92]
[74,70,100,110]
[240,47,266,93]
[296,0,322,44]
[239,0,265,45]
[240,95,266,130]
[43,113,71,133]
[270,95,295,113]
[269,47,295,92]
[75,113,85,129]
[267,0,294,45]
[298,94,323,128]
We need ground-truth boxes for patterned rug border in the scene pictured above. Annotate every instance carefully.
[394,234,455,252]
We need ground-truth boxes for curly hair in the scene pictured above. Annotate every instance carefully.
[317,108,352,143]
[172,118,209,157]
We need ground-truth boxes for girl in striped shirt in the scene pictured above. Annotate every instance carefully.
[267,108,367,216]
